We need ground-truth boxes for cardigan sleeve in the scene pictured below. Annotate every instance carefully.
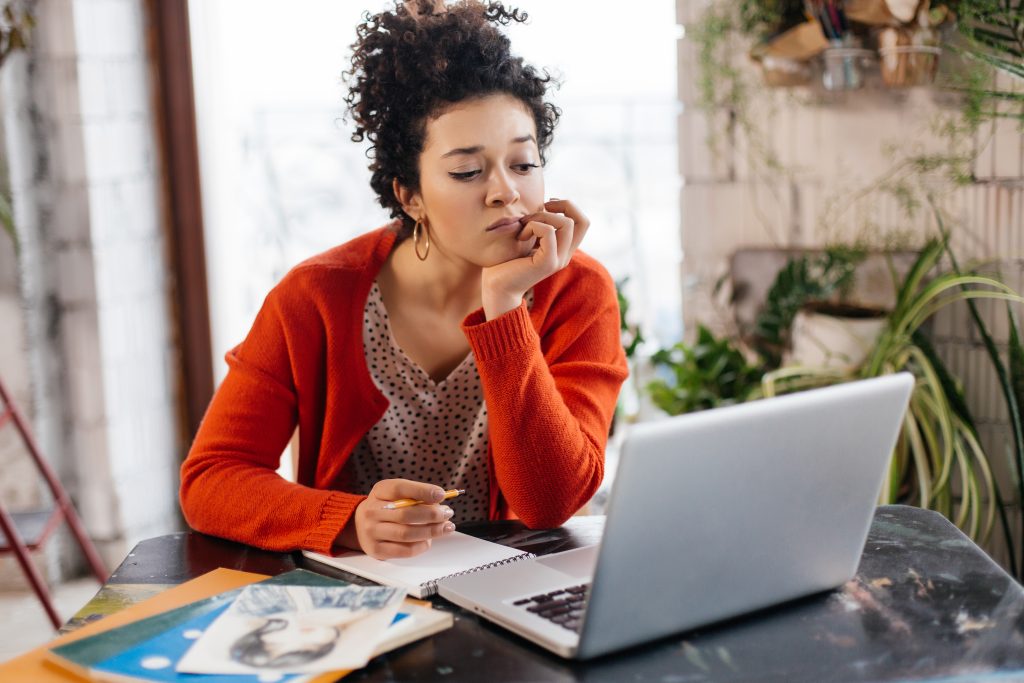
[178,285,364,554]
[461,262,629,528]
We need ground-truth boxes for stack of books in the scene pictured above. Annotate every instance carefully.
[0,568,453,682]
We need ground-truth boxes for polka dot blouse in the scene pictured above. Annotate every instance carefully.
[344,282,534,522]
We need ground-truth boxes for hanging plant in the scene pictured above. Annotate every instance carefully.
[945,0,1024,121]
[689,1,791,176]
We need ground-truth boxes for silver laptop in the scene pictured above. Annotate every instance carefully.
[437,373,914,659]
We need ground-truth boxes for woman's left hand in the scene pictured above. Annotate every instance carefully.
[481,198,590,319]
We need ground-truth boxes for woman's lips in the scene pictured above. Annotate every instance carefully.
[486,216,525,233]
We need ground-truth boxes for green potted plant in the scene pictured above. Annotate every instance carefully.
[748,247,867,367]
[787,301,889,370]
[645,246,867,416]
[644,227,1024,576]
[646,325,765,415]
[762,235,1024,574]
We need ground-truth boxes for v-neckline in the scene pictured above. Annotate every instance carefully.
[369,282,475,389]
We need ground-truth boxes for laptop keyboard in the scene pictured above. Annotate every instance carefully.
[512,583,589,632]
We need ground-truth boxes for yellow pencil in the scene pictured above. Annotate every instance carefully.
[384,488,465,510]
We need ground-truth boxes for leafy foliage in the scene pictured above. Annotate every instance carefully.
[737,0,805,39]
[752,247,866,367]
[763,237,1024,565]
[647,325,764,415]
[942,0,1024,122]
[682,0,1024,574]
[688,1,785,175]
[645,247,864,417]
[932,206,1024,577]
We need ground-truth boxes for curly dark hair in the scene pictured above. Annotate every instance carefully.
[344,0,561,237]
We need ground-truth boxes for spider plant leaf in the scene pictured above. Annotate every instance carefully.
[964,452,981,540]
[935,204,1024,573]
[909,291,1024,337]
[941,272,1024,565]
[958,416,998,543]
[992,481,1017,573]
[904,405,932,508]
[899,275,1021,336]
[760,366,848,398]
[981,435,1019,573]
[958,413,994,541]
[882,428,904,505]
[968,27,1024,59]
[910,363,954,497]
[953,433,972,530]
[912,391,944,494]
[892,239,945,322]
[883,427,903,504]
[1009,307,1024,440]
[971,50,1024,79]
[962,297,1024,570]
[912,330,975,427]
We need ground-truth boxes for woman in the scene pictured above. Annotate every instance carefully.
[179,0,628,560]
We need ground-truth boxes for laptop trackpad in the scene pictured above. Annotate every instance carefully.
[535,544,600,579]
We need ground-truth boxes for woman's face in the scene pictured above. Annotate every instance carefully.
[407,93,546,268]
[259,617,338,660]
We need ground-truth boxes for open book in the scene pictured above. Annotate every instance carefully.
[302,532,535,598]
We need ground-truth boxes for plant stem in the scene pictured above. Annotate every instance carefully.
[934,203,1024,577]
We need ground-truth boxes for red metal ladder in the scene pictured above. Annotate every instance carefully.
[0,376,108,629]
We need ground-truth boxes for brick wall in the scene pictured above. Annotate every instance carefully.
[677,1,1024,565]
[0,0,182,583]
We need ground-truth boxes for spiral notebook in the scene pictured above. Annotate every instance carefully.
[302,532,535,598]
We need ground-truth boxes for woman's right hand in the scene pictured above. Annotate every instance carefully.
[335,479,456,560]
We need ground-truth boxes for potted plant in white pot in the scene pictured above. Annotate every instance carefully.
[763,235,1024,576]
[787,301,889,370]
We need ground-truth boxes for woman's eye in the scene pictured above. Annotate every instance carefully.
[448,163,539,181]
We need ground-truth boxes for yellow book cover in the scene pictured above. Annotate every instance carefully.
[0,567,267,682]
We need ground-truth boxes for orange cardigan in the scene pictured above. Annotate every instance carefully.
[179,225,629,554]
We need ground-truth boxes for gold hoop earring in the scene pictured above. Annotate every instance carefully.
[413,220,430,261]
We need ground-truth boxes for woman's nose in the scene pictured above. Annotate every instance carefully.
[485,169,520,207]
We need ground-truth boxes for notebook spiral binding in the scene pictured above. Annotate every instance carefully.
[422,552,537,593]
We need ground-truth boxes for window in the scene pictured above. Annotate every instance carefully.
[190,1,680,383]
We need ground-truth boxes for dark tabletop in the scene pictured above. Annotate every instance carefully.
[71,506,1024,682]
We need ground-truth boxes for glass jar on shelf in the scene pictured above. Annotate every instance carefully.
[878,45,941,87]
[821,46,875,91]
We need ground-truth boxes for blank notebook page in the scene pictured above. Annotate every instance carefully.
[302,532,534,597]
